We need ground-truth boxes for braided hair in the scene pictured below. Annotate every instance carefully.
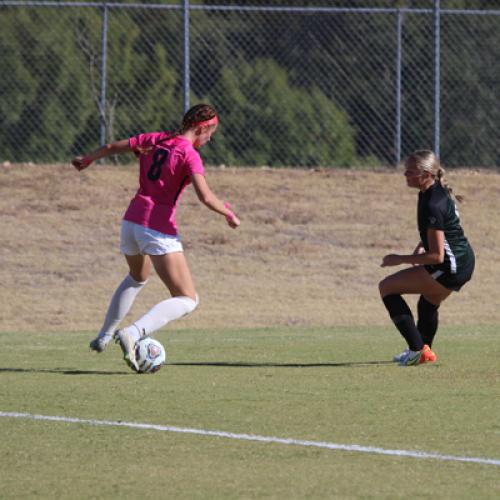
[172,103,218,136]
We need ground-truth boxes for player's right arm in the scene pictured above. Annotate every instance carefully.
[411,241,425,266]
[71,139,131,171]
[191,173,240,229]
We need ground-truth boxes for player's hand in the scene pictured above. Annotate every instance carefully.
[224,202,240,229]
[226,214,240,229]
[411,245,425,266]
[381,254,402,267]
[72,156,92,171]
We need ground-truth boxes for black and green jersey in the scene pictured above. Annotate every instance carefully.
[417,182,474,274]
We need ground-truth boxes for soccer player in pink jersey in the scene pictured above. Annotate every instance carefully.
[72,104,240,372]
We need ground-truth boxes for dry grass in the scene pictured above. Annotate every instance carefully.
[1,163,498,333]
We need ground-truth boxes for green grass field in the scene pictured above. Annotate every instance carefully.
[1,326,498,499]
[2,165,499,497]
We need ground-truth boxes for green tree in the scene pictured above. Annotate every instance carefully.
[203,59,356,167]
[104,10,180,139]
[0,9,93,162]
[440,13,500,166]
[0,7,181,163]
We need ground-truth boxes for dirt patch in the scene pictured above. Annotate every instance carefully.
[1,163,497,332]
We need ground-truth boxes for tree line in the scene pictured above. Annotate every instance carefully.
[0,1,498,167]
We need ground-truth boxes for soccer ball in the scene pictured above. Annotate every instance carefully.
[134,337,166,374]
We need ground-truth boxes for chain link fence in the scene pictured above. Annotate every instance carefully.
[0,1,499,167]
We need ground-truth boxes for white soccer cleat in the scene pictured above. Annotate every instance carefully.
[89,334,112,353]
[398,350,422,366]
[393,348,410,363]
[114,329,139,372]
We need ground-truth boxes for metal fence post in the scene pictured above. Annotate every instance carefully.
[434,0,441,157]
[99,3,109,146]
[182,0,190,113]
[395,8,403,166]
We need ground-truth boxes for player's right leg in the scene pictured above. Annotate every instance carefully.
[113,328,139,371]
[124,252,198,339]
[417,295,440,348]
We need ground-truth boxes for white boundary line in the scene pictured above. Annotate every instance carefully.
[1,411,499,466]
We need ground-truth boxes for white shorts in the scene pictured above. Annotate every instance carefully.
[120,220,183,256]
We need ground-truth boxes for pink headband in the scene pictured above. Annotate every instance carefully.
[192,115,218,128]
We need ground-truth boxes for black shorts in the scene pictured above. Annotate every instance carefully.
[424,255,475,292]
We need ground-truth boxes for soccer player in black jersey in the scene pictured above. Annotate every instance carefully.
[379,150,475,365]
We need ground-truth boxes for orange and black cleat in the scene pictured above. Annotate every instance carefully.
[419,344,437,364]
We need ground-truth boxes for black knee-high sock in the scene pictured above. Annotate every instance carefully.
[382,295,424,351]
[417,296,439,348]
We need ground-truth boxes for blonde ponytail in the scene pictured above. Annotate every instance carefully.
[436,165,463,203]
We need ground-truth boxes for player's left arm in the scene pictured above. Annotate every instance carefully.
[413,241,425,255]
[72,139,132,171]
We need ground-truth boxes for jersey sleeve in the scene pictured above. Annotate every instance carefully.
[128,132,170,152]
[426,200,446,230]
[184,147,205,176]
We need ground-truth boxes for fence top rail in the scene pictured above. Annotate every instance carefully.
[1,1,500,16]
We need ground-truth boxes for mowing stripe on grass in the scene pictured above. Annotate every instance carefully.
[1,411,499,466]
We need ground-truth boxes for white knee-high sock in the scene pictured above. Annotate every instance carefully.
[97,274,147,339]
[127,295,198,338]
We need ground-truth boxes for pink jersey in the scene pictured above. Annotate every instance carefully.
[123,132,205,235]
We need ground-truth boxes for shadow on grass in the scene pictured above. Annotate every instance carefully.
[0,367,128,375]
[0,361,394,375]
[169,360,394,368]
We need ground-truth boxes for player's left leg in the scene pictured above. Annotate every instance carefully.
[380,266,452,298]
[90,254,151,352]
[418,262,473,351]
